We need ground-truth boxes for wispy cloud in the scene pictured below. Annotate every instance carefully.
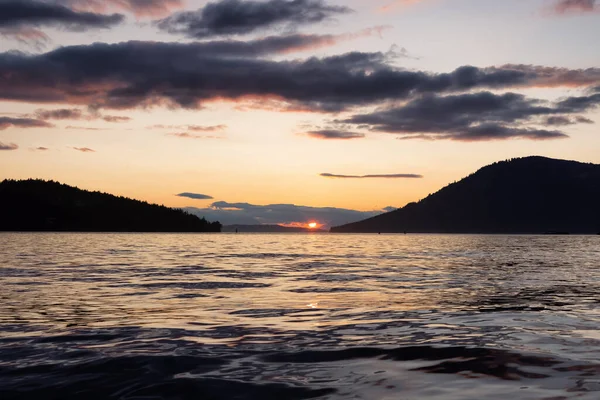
[57,0,184,18]
[321,173,423,179]
[176,192,214,200]
[35,108,130,123]
[72,147,95,152]
[552,0,599,14]
[167,132,225,139]
[0,117,54,130]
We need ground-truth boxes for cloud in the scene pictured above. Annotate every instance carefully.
[552,0,599,14]
[321,173,423,179]
[184,201,390,228]
[307,130,365,139]
[72,147,95,152]
[167,132,224,139]
[0,26,50,49]
[176,192,214,200]
[0,117,54,130]
[35,108,85,120]
[342,91,593,141]
[187,125,227,132]
[556,91,600,112]
[156,0,352,38]
[55,0,183,17]
[34,108,130,123]
[0,142,18,150]
[34,146,49,151]
[1,42,599,112]
[544,115,595,126]
[0,0,124,47]
[149,124,227,131]
[102,115,130,122]
[65,126,105,130]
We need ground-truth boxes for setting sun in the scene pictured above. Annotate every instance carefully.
[308,222,318,229]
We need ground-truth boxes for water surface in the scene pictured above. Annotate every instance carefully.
[1,233,599,399]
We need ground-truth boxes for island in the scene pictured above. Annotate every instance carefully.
[0,179,222,232]
[331,156,600,234]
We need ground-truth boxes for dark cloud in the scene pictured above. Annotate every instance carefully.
[544,115,595,126]
[176,192,214,200]
[0,142,18,150]
[156,0,352,38]
[342,91,587,141]
[54,0,183,17]
[102,115,130,122]
[72,146,95,152]
[321,173,423,179]
[35,108,84,120]
[556,92,600,112]
[553,0,598,13]
[307,130,365,139]
[34,108,130,122]
[0,0,124,47]
[0,117,54,130]
[184,201,389,228]
[0,42,599,112]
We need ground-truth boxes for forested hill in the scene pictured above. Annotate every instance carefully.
[331,157,600,234]
[0,179,221,232]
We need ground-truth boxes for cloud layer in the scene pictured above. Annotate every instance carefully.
[156,0,352,38]
[342,91,599,141]
[1,41,599,117]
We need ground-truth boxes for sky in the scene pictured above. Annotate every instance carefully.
[0,0,599,228]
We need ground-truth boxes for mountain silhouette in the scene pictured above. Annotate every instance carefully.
[331,157,600,234]
[0,179,221,232]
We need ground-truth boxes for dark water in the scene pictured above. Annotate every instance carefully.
[1,233,599,399]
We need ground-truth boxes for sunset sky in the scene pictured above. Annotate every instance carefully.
[1,0,599,227]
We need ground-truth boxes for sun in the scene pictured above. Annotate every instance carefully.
[308,222,318,229]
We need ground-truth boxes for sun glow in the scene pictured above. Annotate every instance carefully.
[308,222,318,229]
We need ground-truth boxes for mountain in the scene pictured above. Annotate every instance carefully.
[0,179,221,232]
[331,157,600,234]
[223,224,327,233]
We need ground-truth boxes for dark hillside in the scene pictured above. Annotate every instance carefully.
[0,179,221,232]
[331,157,600,234]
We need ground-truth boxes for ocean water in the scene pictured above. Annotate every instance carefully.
[1,233,599,400]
